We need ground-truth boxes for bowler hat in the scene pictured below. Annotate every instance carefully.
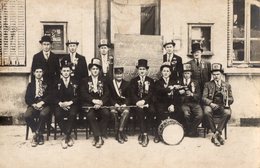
[211,63,224,73]
[191,43,203,53]
[136,59,149,69]
[114,67,124,74]
[32,64,44,72]
[39,35,53,44]
[66,40,79,46]
[163,40,176,48]
[160,62,171,71]
[88,58,102,70]
[183,63,193,72]
[98,39,111,48]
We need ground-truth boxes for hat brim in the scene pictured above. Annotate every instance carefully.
[66,42,79,46]
[136,66,149,69]
[163,42,176,48]
[98,44,111,48]
[183,70,193,72]
[39,40,53,44]
[191,48,203,54]
[211,69,224,73]
[88,63,102,70]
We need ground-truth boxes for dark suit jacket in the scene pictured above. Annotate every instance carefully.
[31,51,60,85]
[61,53,88,82]
[53,78,79,105]
[187,59,211,91]
[163,53,183,81]
[80,76,110,106]
[25,80,52,106]
[129,76,154,105]
[178,79,201,104]
[202,80,234,106]
[108,79,130,106]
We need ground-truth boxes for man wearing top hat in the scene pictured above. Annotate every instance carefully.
[187,43,211,95]
[61,40,88,83]
[129,59,155,147]
[202,63,233,146]
[53,64,79,149]
[24,65,52,147]
[178,63,203,137]
[108,67,130,144]
[31,35,60,85]
[163,40,183,81]
[97,39,113,79]
[80,58,110,148]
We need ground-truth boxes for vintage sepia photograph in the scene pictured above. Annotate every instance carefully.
[0,0,260,168]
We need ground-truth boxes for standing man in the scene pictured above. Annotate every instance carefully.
[24,65,51,147]
[31,35,60,85]
[61,40,88,83]
[202,63,233,146]
[130,59,155,147]
[80,58,110,148]
[108,67,130,144]
[54,64,79,149]
[179,64,203,137]
[163,40,183,81]
[187,43,211,95]
[97,39,113,79]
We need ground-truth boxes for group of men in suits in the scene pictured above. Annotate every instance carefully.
[24,35,234,149]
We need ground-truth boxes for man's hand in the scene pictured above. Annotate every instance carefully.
[185,90,193,96]
[59,102,70,111]
[93,99,103,106]
[179,89,185,95]
[94,104,101,109]
[210,103,219,111]
[168,85,175,90]
[136,100,145,108]
[168,104,175,112]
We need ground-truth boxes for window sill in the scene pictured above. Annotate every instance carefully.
[225,67,260,75]
[0,67,31,74]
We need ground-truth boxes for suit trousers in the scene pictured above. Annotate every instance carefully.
[85,108,110,137]
[181,102,203,133]
[55,105,78,136]
[111,107,130,132]
[204,105,231,134]
[134,106,155,134]
[24,106,50,134]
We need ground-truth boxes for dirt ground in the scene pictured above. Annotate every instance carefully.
[0,126,259,168]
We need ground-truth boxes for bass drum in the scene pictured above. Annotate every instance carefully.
[158,118,184,145]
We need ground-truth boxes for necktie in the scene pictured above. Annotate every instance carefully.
[38,80,43,97]
[45,53,49,60]
[196,59,199,66]
[65,78,68,88]
[168,54,171,62]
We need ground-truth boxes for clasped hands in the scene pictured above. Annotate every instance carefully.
[59,101,73,111]
[92,99,103,109]
[32,101,45,110]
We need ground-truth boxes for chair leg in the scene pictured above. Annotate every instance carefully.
[26,124,29,140]
[203,128,206,138]
[74,127,77,140]
[224,125,227,140]
[54,118,57,140]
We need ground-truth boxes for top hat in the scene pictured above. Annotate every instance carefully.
[60,60,72,70]
[183,63,193,72]
[163,39,176,48]
[160,62,171,71]
[98,39,111,48]
[32,64,44,72]
[39,35,53,44]
[114,67,124,74]
[136,59,149,69]
[211,63,224,73]
[66,40,79,46]
[191,43,203,53]
[88,58,102,70]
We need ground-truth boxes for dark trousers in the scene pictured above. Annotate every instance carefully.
[111,108,130,132]
[204,105,231,134]
[24,106,50,134]
[85,108,110,137]
[55,105,78,136]
[134,106,155,134]
[181,102,203,133]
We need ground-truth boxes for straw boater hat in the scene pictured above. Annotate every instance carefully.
[183,63,193,72]
[160,62,171,71]
[66,40,79,46]
[136,59,149,69]
[88,58,102,70]
[163,39,176,48]
[98,39,111,48]
[191,43,203,53]
[211,63,224,73]
[39,35,53,44]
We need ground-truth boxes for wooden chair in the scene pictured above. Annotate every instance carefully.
[203,115,228,139]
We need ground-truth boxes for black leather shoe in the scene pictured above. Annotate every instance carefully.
[92,137,97,146]
[95,136,103,148]
[217,134,225,145]
[31,135,38,147]
[153,136,160,143]
[38,134,44,145]
[138,134,143,144]
[116,133,124,144]
[121,132,128,142]
[142,135,149,147]
[211,137,221,147]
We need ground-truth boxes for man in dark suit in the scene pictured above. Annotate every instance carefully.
[202,63,234,146]
[187,43,211,95]
[130,59,155,147]
[61,40,88,83]
[108,67,130,144]
[163,40,183,81]
[178,64,203,137]
[80,58,110,148]
[54,64,79,149]
[31,35,60,85]
[24,65,52,147]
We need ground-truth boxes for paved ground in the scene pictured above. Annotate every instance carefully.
[0,126,259,168]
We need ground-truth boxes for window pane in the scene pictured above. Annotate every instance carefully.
[250,40,260,61]
[251,4,260,38]
[233,0,245,38]
[233,40,245,61]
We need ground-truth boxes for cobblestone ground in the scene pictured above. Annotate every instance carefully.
[0,126,259,168]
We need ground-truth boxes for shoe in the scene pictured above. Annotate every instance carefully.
[121,132,128,142]
[211,137,221,147]
[61,137,68,149]
[38,134,44,145]
[138,134,143,144]
[92,137,97,146]
[216,134,225,145]
[153,136,160,143]
[142,135,149,147]
[31,135,38,147]
[95,136,103,148]
[116,132,124,144]
[67,136,74,147]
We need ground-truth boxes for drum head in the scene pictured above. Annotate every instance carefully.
[161,124,184,145]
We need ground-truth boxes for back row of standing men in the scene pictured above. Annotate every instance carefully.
[25,35,234,149]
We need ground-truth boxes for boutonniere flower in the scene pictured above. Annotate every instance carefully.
[191,82,195,93]
[88,82,94,92]
[144,81,150,92]
[73,84,77,96]
[58,83,61,90]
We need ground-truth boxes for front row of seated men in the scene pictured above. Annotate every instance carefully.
[24,58,233,148]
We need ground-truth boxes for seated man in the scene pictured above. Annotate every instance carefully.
[202,63,234,146]
[108,67,130,144]
[54,64,79,149]
[80,58,110,148]
[130,59,155,147]
[178,63,203,137]
[24,65,51,147]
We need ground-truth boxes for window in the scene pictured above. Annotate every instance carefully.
[232,0,260,66]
